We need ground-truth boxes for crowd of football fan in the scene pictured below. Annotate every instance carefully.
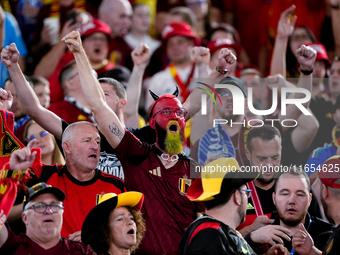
[0,0,340,254]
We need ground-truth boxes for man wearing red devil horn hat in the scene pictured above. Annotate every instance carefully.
[62,30,237,255]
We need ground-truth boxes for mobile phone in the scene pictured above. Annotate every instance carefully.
[65,11,78,26]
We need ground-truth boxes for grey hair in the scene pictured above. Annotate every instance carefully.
[62,121,97,144]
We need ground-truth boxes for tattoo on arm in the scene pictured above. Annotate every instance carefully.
[109,123,124,140]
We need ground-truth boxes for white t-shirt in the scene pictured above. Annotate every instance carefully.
[124,33,160,54]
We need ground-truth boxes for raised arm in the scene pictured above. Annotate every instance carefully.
[62,31,125,148]
[270,5,297,76]
[279,45,316,133]
[0,140,37,248]
[34,19,78,78]
[191,46,211,78]
[183,48,237,120]
[124,43,150,128]
[1,43,63,140]
[189,46,212,144]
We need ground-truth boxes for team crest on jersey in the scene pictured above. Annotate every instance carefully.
[179,175,191,195]
[326,238,334,254]
[96,192,107,205]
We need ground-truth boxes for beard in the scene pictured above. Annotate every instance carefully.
[155,121,185,155]
[237,195,246,225]
[256,172,276,185]
[277,207,307,227]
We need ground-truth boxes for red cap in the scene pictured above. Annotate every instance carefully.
[208,38,242,58]
[306,42,331,67]
[162,22,199,45]
[80,19,111,39]
[319,156,340,189]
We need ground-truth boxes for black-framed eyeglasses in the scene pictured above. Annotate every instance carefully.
[26,131,49,142]
[152,107,188,118]
[25,202,64,214]
[238,189,252,198]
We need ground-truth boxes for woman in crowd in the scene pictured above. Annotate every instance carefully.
[286,26,316,77]
[23,119,65,165]
[82,192,146,255]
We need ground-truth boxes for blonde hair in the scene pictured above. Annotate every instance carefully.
[23,120,65,165]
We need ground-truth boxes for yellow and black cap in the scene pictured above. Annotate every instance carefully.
[81,192,144,246]
[187,158,258,202]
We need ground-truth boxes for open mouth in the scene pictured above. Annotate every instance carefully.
[127,229,135,235]
[169,124,178,133]
[89,154,97,159]
[167,121,180,134]
[287,208,297,213]
[94,48,101,54]
[43,219,53,223]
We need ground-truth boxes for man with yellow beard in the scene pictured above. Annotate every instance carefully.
[61,30,237,255]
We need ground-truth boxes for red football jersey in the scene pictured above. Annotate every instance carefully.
[114,130,204,255]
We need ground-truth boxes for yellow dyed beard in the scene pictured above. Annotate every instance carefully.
[165,121,183,155]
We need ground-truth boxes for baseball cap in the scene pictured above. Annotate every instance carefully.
[81,192,144,246]
[306,42,331,67]
[218,76,247,98]
[187,158,258,201]
[162,22,199,45]
[24,182,65,208]
[319,156,340,189]
[80,19,111,38]
[208,38,242,58]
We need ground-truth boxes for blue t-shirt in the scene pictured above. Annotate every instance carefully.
[1,12,28,87]
[306,143,337,176]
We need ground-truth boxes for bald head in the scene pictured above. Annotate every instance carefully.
[62,121,97,145]
[99,0,132,38]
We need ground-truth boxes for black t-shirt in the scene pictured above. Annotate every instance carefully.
[58,120,156,181]
[238,184,323,231]
[245,213,334,254]
[179,214,257,255]
[324,224,340,255]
